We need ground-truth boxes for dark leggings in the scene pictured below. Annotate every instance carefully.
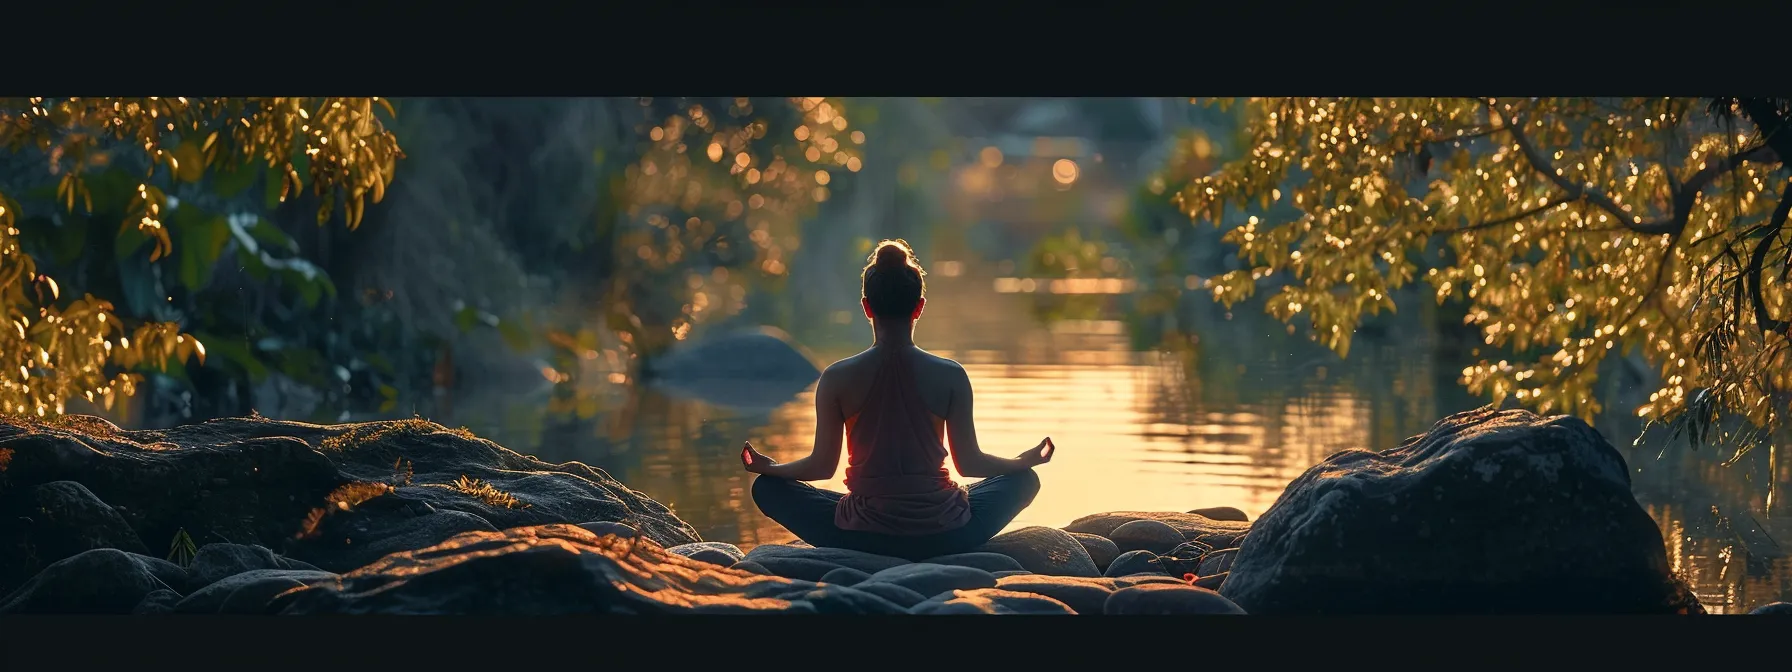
[750,469,1041,561]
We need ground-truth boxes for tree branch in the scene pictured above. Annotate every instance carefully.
[1744,182,1791,335]
[1460,195,1573,231]
[1501,109,1679,235]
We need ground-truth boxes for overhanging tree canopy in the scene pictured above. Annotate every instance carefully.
[1178,97,1791,453]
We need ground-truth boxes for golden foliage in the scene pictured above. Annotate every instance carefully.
[609,97,859,354]
[295,480,396,540]
[446,475,525,509]
[295,508,327,540]
[0,446,11,472]
[319,417,473,452]
[1179,97,1791,446]
[0,97,403,420]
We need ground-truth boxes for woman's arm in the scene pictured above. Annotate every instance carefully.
[744,368,844,481]
[945,365,1048,478]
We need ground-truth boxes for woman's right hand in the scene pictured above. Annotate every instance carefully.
[741,441,775,474]
[1016,437,1055,467]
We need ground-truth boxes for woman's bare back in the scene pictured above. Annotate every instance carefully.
[824,345,963,439]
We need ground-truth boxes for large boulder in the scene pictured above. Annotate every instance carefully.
[275,525,906,614]
[1750,602,1792,615]
[975,527,1100,577]
[1065,511,1250,550]
[0,414,699,574]
[0,549,187,614]
[0,480,149,594]
[1219,406,1700,615]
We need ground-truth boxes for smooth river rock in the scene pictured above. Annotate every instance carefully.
[1218,405,1701,615]
[1065,511,1251,550]
[1105,550,1165,578]
[975,526,1100,577]
[921,552,1027,574]
[186,543,324,592]
[668,542,746,567]
[1109,520,1186,555]
[0,480,150,595]
[1188,507,1250,522]
[910,588,1078,615]
[744,544,910,577]
[861,563,998,597]
[993,575,1126,615]
[1069,532,1121,571]
[0,549,187,614]
[819,567,872,586]
[1105,583,1247,615]
[174,569,340,614]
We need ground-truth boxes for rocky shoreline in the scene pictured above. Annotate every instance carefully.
[0,406,1780,615]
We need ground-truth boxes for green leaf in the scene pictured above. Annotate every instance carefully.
[247,218,299,254]
[190,331,269,383]
[170,209,231,291]
[497,318,533,351]
[212,164,260,199]
[454,305,481,333]
[378,384,398,414]
[116,224,153,263]
[263,168,284,210]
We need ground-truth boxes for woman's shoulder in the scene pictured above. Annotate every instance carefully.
[913,348,967,376]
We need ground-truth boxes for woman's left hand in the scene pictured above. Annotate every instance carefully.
[1016,437,1055,467]
[741,441,775,474]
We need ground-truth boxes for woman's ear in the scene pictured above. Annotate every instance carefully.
[862,298,875,320]
[912,298,926,320]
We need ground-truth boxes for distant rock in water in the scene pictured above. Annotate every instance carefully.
[1219,405,1702,615]
[0,413,700,581]
[642,327,821,410]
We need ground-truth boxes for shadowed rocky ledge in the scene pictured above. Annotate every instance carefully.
[0,406,1726,615]
[0,413,699,589]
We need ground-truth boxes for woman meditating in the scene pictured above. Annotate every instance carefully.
[741,239,1053,561]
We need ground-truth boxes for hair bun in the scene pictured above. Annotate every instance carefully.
[874,242,909,269]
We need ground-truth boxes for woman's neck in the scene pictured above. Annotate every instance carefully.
[871,320,915,348]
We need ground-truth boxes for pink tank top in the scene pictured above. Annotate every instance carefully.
[833,347,973,536]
